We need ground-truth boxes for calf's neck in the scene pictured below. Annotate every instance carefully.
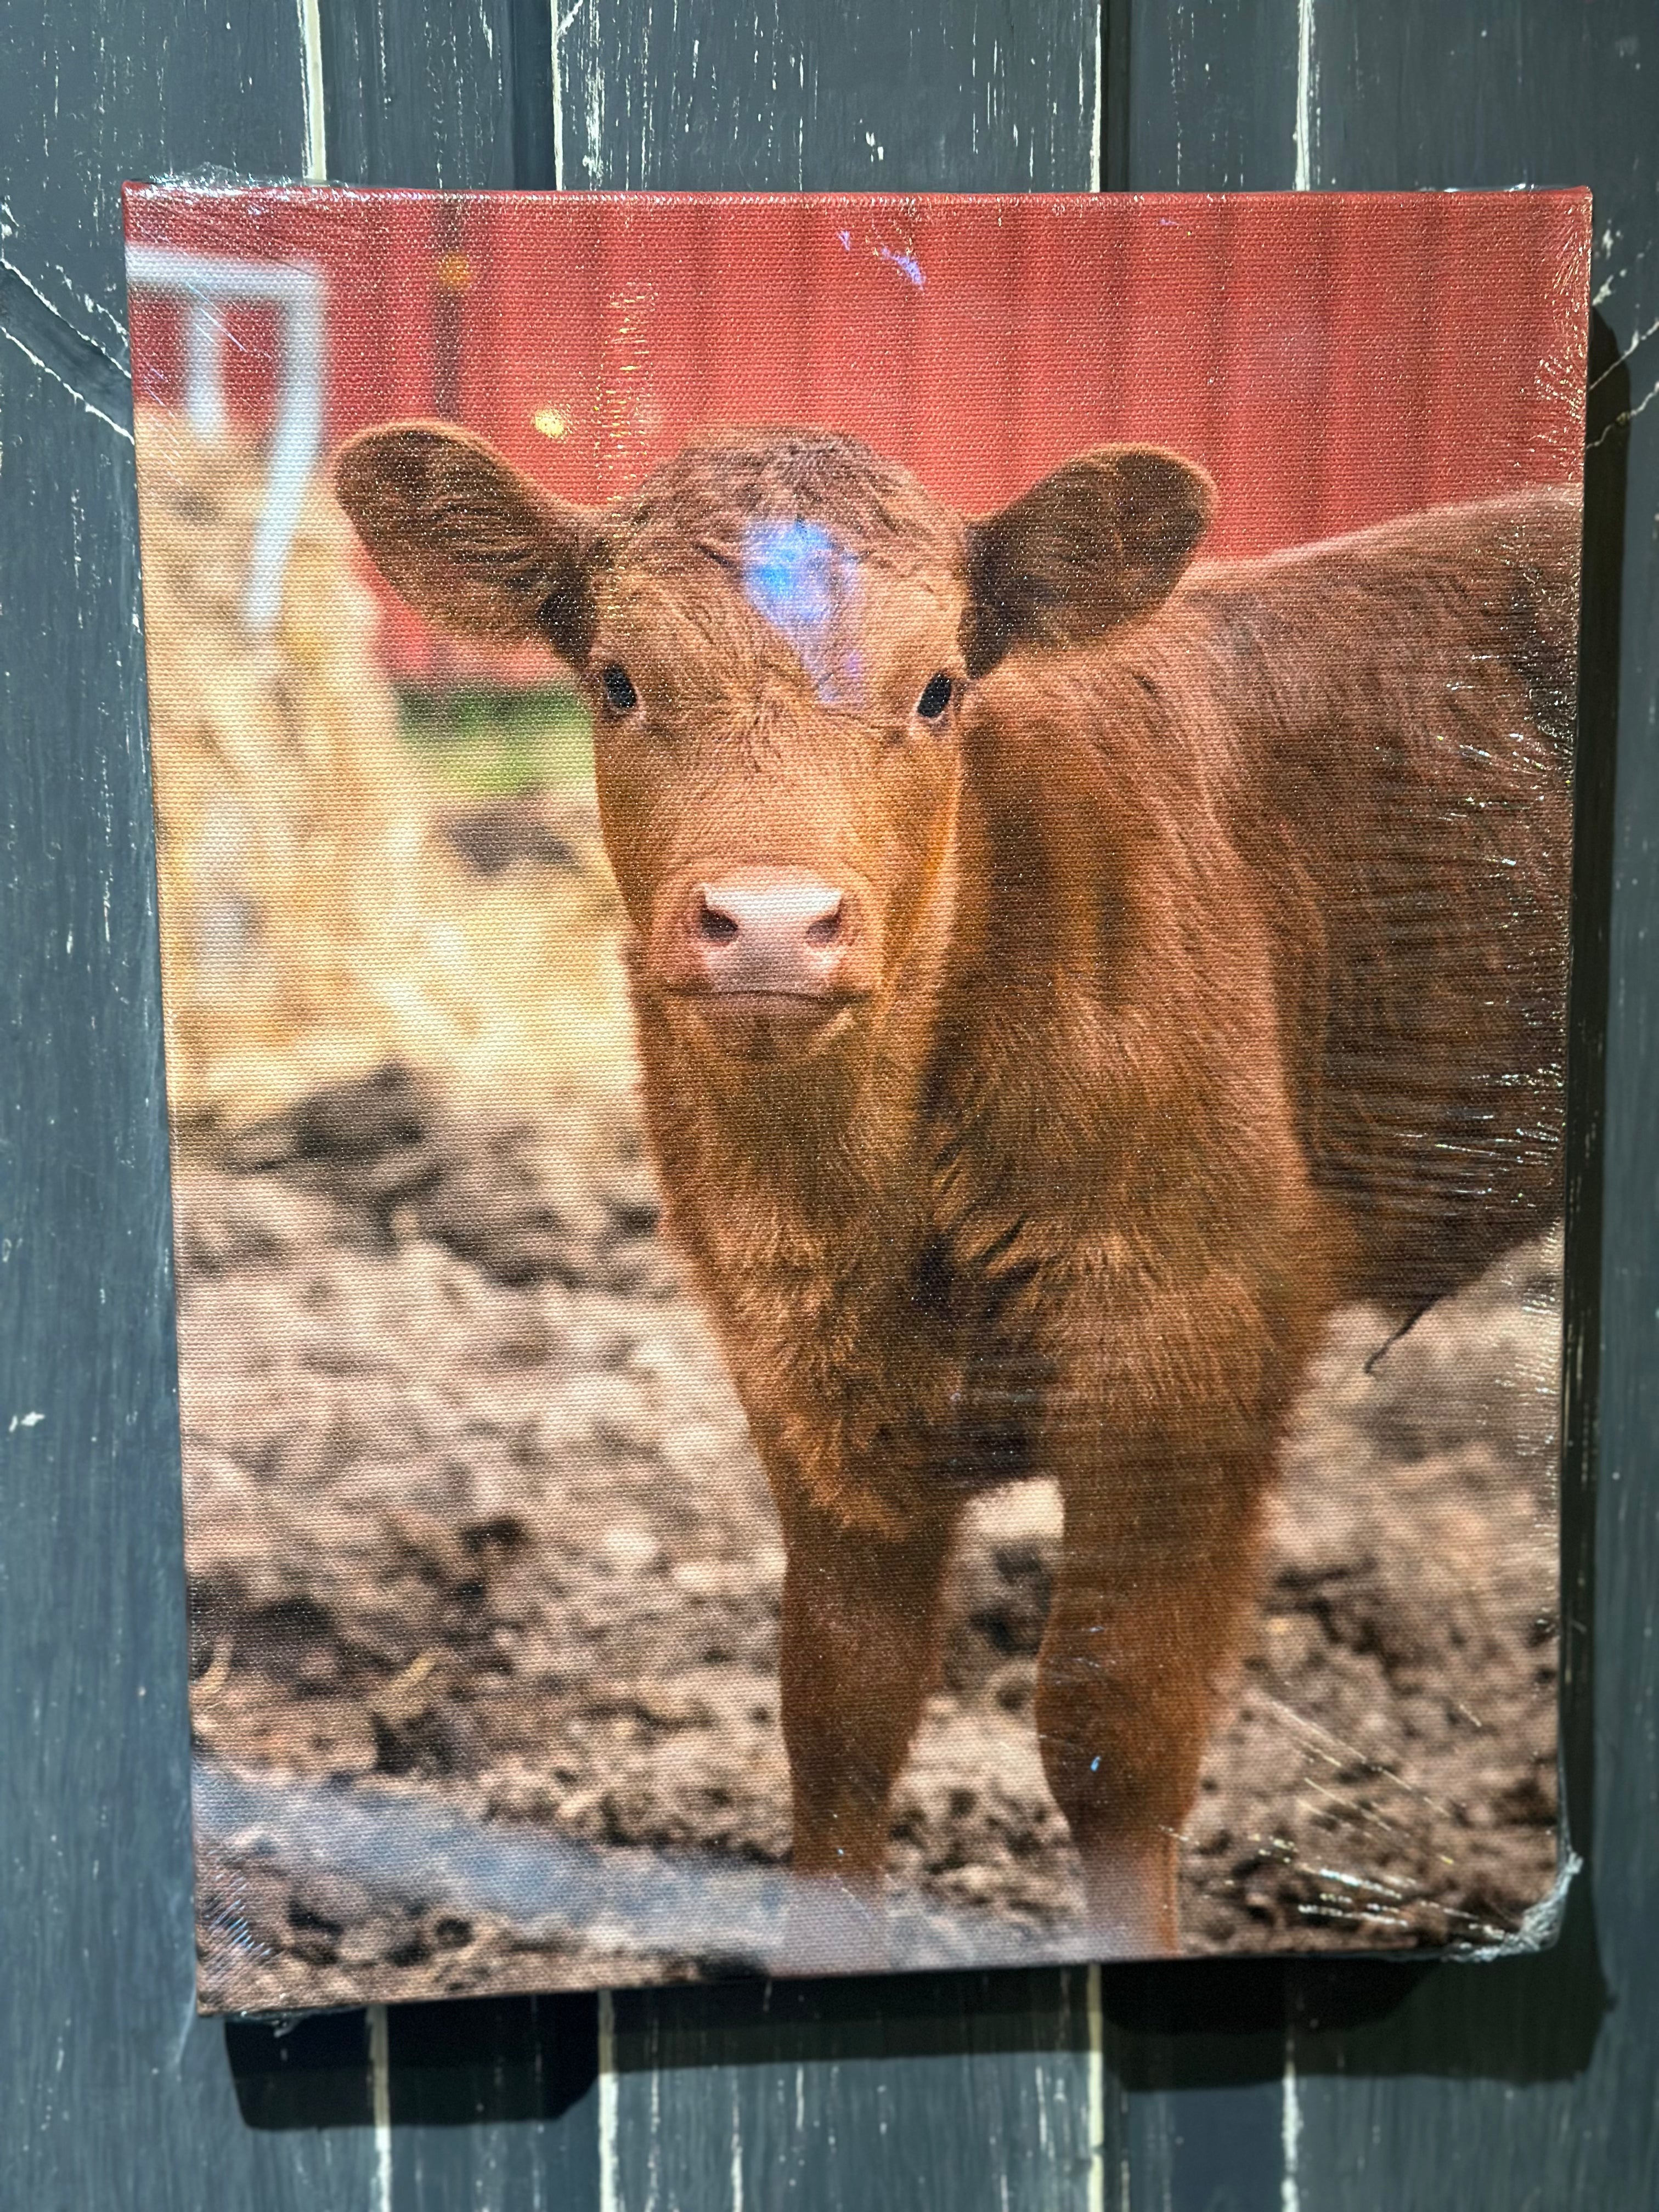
[337,422,1578,1956]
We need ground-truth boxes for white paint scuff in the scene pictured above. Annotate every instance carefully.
[1293,0,1314,190]
[369,2002,393,2212]
[1087,1962,1105,2212]
[729,2071,744,2211]
[1281,2029,1302,2212]
[598,1987,620,2212]
[1089,6,1103,195]
[0,250,134,443]
[551,0,574,192]
[297,0,328,181]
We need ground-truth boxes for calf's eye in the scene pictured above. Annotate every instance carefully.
[600,663,639,715]
[915,672,955,722]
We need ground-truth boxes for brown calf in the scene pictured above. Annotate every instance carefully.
[336,422,1578,1956]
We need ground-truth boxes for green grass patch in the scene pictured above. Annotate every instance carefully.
[398,685,595,794]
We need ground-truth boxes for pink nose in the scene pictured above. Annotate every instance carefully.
[686,872,851,996]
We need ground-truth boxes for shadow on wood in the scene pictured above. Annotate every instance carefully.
[226,1994,597,2129]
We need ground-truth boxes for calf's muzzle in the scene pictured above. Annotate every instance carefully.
[697,873,848,990]
[650,864,877,1058]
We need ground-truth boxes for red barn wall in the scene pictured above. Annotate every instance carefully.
[125,190,1589,686]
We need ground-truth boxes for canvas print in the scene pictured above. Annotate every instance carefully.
[123,188,1589,2008]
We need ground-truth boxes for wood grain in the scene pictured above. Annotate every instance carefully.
[321,0,555,189]
[556,0,1101,192]
[1124,0,1300,189]
[608,1974,1094,2212]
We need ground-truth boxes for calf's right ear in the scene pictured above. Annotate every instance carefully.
[964,446,1214,674]
[334,423,597,662]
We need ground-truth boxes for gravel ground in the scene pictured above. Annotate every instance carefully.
[177,1058,1562,2011]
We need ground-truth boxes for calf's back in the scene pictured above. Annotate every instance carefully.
[1062,488,1579,1313]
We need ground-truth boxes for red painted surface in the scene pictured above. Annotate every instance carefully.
[124,189,1590,685]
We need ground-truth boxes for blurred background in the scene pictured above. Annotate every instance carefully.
[123,188,1586,1121]
[127,187,1584,652]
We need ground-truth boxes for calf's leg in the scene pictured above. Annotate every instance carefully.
[1036,1448,1272,1955]
[774,1491,958,1967]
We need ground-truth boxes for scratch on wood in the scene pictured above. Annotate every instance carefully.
[0,252,133,438]
[583,10,604,186]
[729,2069,744,2211]
[1294,0,1314,188]
[369,2002,393,2212]
[1280,2027,1301,2212]
[1588,377,1659,445]
[1592,307,1659,387]
[1087,1961,1105,2212]
[0,326,132,440]
[551,0,566,189]
[296,0,327,179]
[1088,3,1102,194]
[599,1987,620,2212]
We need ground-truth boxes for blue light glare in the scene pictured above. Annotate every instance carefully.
[741,517,864,704]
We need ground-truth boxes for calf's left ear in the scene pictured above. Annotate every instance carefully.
[334,422,597,662]
[964,447,1214,675]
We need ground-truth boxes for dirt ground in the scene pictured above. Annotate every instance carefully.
[177,798,1564,2013]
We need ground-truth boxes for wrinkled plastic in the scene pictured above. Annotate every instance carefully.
[123,184,1590,2011]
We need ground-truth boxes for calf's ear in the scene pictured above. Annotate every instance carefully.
[334,422,597,662]
[964,447,1214,674]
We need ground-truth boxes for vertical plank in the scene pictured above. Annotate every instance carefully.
[1114,3,1659,2211]
[556,0,1101,192]
[386,1996,601,2210]
[320,0,555,188]
[1282,3,1659,2196]
[1303,0,1604,194]
[555,7,1104,2206]
[608,1974,1094,2212]
[1080,12,1302,2202]
[1125,0,1300,189]
[1091,1971,1291,2212]
[0,2,379,2206]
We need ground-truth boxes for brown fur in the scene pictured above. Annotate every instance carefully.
[336,422,1578,1956]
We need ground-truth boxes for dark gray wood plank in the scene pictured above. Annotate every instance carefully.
[5,1,307,331]
[1126,0,1300,189]
[556,0,1101,191]
[1285,2,1659,2192]
[608,1972,1095,2212]
[1096,29,1385,2196]
[320,0,555,188]
[1114,0,1659,2207]
[0,4,380,2205]
[1302,0,1630,194]
[385,1995,601,2208]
